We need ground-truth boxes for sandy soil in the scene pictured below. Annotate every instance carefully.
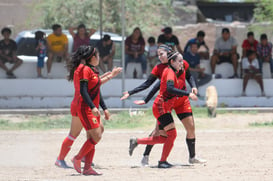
[0,113,273,181]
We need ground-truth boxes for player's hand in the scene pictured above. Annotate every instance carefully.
[100,71,111,79]
[111,67,122,78]
[103,109,110,120]
[92,107,100,117]
[189,93,198,101]
[134,100,146,105]
[120,91,130,100]
[192,87,198,95]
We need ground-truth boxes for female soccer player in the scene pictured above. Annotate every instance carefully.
[129,51,198,168]
[55,46,121,169]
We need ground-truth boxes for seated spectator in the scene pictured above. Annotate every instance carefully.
[69,24,96,52]
[241,31,258,58]
[0,27,23,78]
[242,50,265,96]
[184,30,210,59]
[257,33,273,78]
[184,42,211,88]
[46,24,69,78]
[157,27,183,54]
[97,34,115,73]
[125,27,147,78]
[35,31,47,78]
[147,36,158,70]
[211,28,239,78]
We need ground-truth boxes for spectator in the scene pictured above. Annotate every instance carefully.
[211,28,239,78]
[69,24,96,52]
[0,27,23,78]
[241,31,258,58]
[157,26,183,54]
[46,24,69,78]
[242,50,265,96]
[184,30,210,59]
[96,34,115,73]
[257,33,273,78]
[147,36,158,70]
[125,27,147,78]
[184,42,211,88]
[35,31,47,78]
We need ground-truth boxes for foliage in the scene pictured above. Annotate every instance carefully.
[249,121,273,127]
[254,0,273,22]
[33,0,177,36]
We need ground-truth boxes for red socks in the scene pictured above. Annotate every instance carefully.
[58,134,76,160]
[160,129,177,162]
[75,138,96,160]
[137,135,167,145]
[84,148,95,170]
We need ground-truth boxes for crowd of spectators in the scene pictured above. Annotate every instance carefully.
[0,25,271,95]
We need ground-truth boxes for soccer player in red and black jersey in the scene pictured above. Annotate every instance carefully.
[134,56,207,166]
[129,51,198,168]
[55,46,121,169]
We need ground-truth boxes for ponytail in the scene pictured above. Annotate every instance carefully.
[67,45,97,81]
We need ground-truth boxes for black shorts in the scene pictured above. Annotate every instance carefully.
[158,113,174,130]
[217,53,239,64]
[0,56,17,64]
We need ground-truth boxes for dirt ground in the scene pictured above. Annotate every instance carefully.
[0,113,273,181]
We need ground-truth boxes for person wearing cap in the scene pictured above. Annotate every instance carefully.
[157,27,183,54]
[0,27,23,78]
[96,34,115,73]
[184,30,210,59]
[210,28,239,78]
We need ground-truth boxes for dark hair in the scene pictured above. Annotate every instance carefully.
[190,42,198,47]
[246,50,256,58]
[35,31,45,40]
[77,23,86,30]
[247,31,254,37]
[167,51,179,65]
[1,27,11,35]
[260,33,267,40]
[158,44,172,52]
[222,28,230,34]
[131,27,144,41]
[103,34,111,41]
[148,37,155,44]
[67,45,97,81]
[163,27,172,34]
[197,30,205,37]
[52,24,62,31]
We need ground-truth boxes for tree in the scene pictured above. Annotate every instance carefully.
[34,0,177,36]
[254,0,273,22]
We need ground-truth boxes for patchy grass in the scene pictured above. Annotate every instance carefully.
[249,121,273,127]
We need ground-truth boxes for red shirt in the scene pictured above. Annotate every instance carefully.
[80,65,101,108]
[177,60,189,90]
[159,67,179,101]
[73,34,90,52]
[125,36,145,52]
[72,64,85,105]
[151,63,168,79]
[242,39,258,52]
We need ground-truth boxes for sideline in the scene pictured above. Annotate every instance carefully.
[0,107,273,114]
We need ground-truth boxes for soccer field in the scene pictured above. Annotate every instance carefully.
[0,112,272,181]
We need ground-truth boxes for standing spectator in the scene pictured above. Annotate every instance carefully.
[184,42,211,88]
[241,31,258,58]
[257,34,273,78]
[46,24,69,78]
[125,27,147,78]
[96,34,115,73]
[242,50,265,96]
[184,30,210,59]
[157,27,183,54]
[69,24,96,52]
[210,28,239,78]
[147,37,158,70]
[0,27,23,78]
[35,31,47,78]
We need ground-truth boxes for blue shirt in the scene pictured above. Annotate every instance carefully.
[184,51,200,68]
[184,38,206,53]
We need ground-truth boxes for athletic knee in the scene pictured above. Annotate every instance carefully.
[166,129,177,141]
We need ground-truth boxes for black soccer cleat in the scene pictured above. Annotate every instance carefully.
[129,137,138,156]
[158,161,173,169]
